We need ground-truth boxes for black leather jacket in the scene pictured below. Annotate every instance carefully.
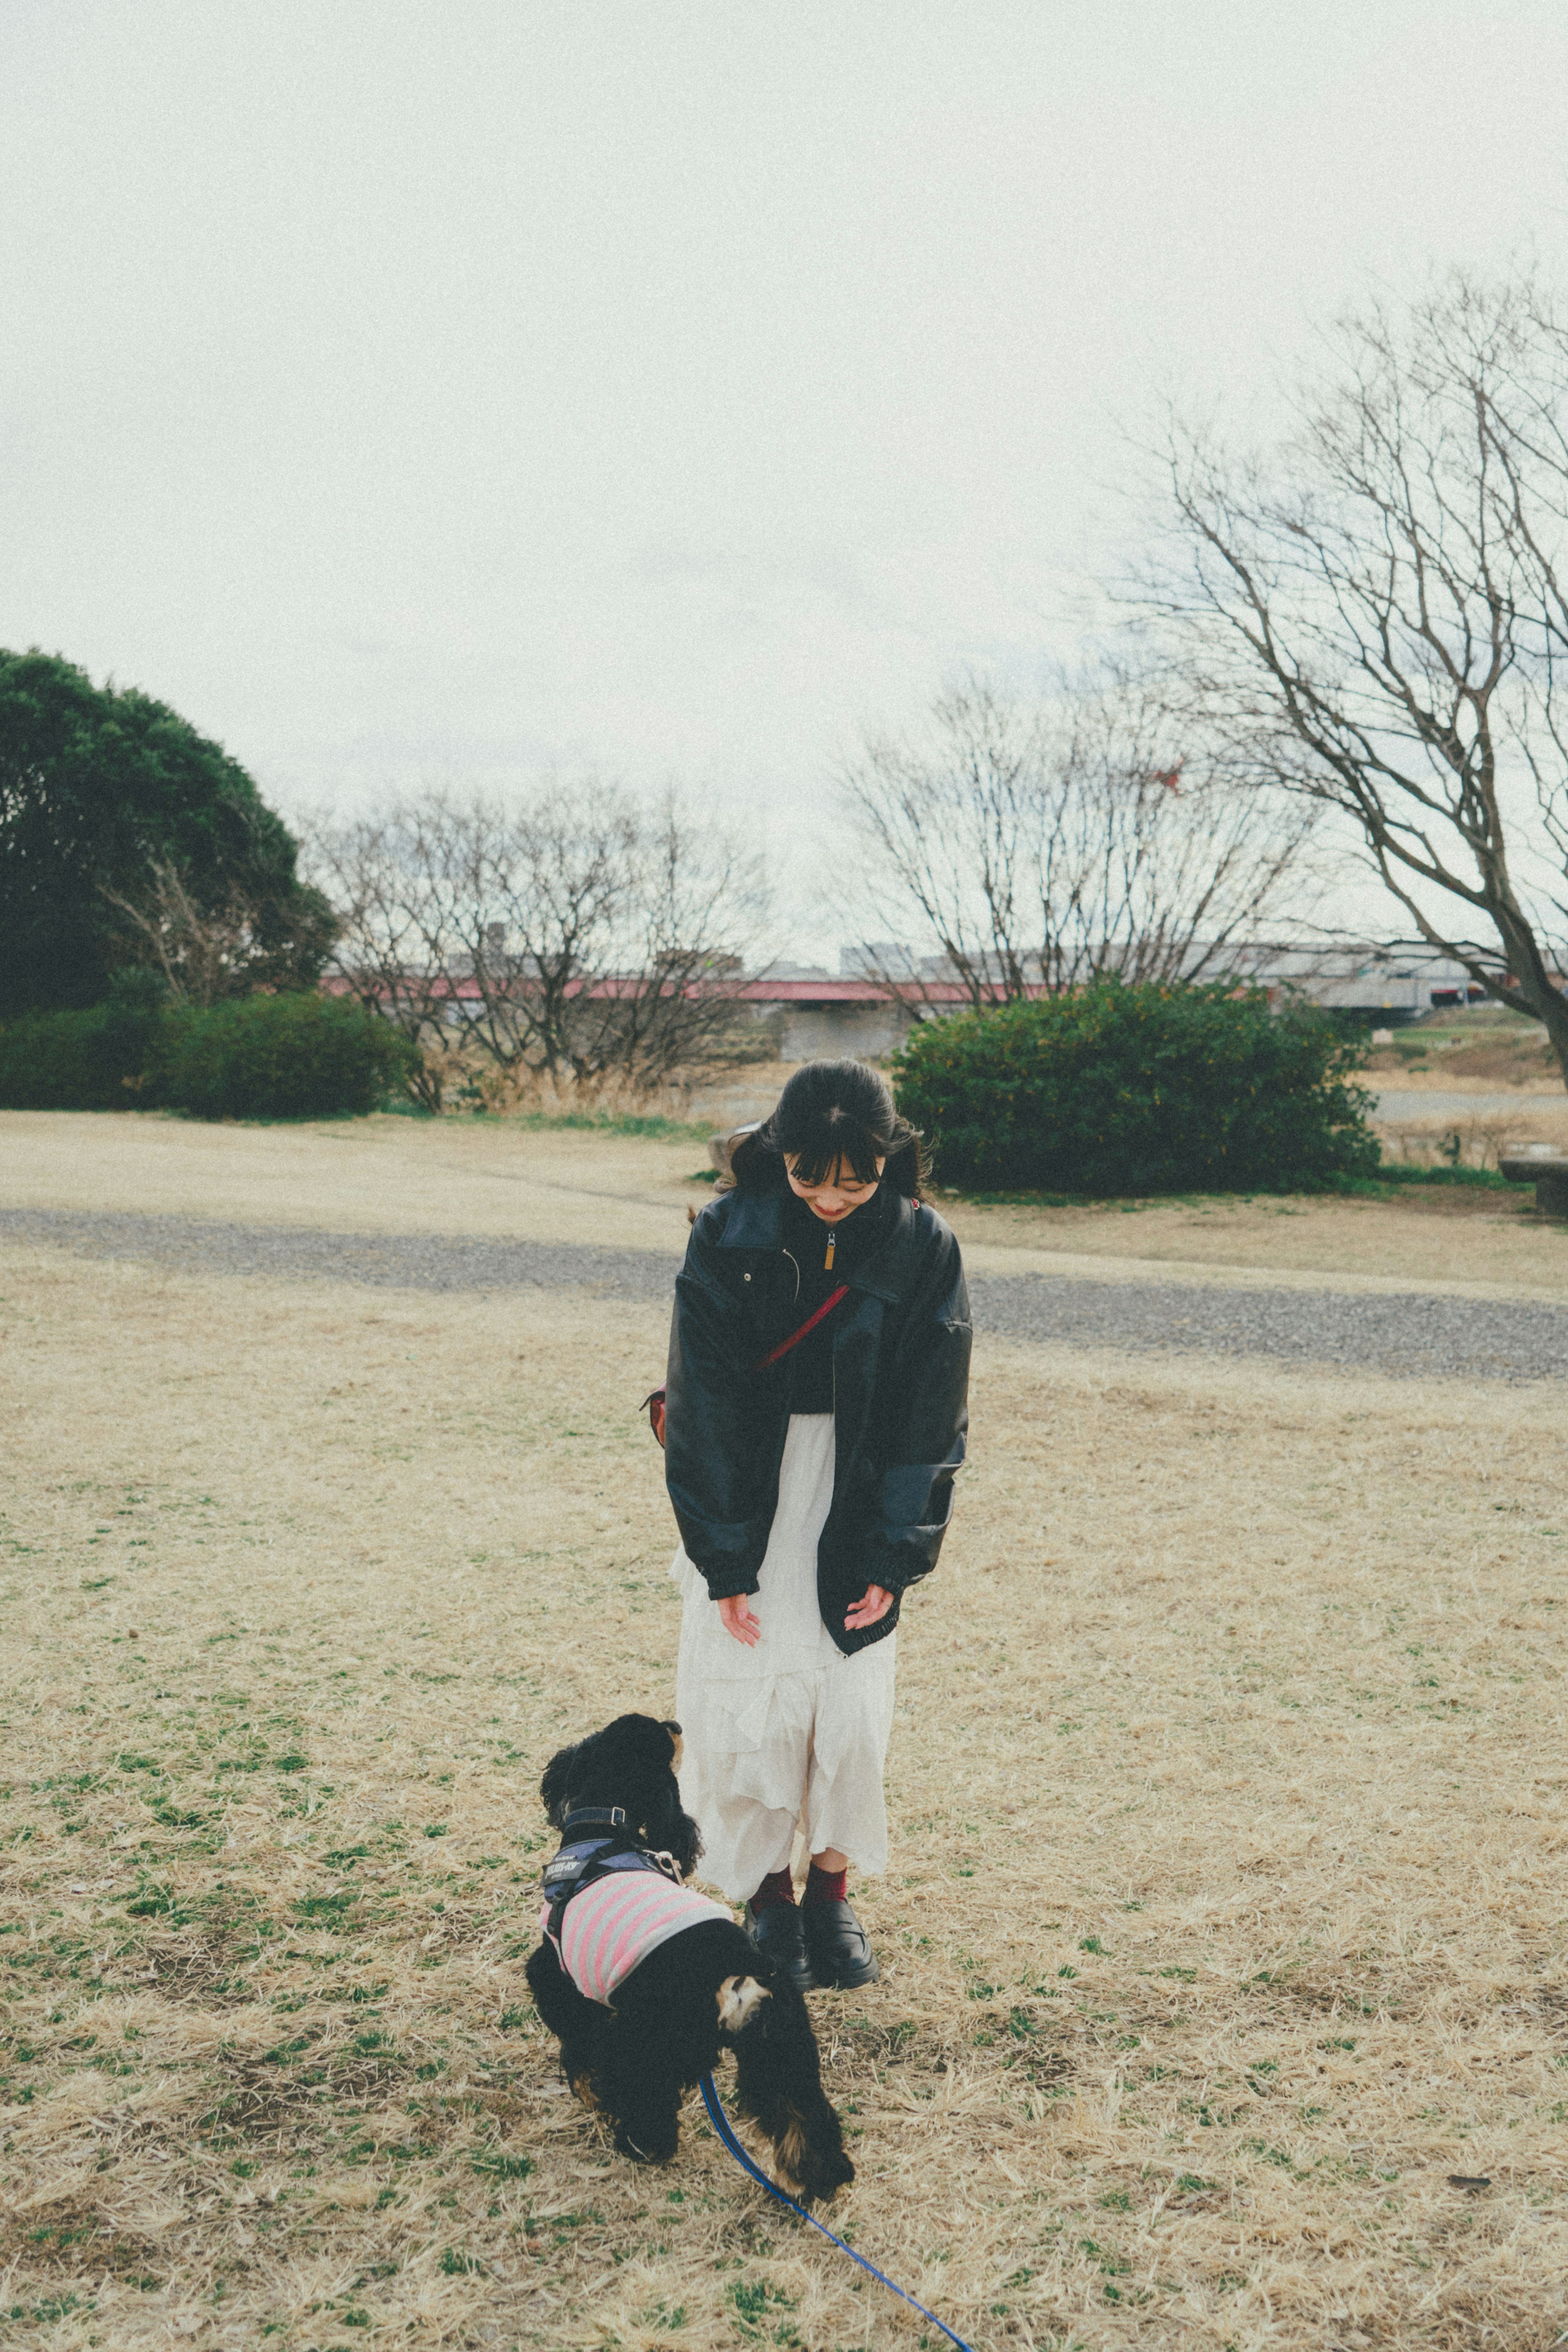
[663,1174,971,1656]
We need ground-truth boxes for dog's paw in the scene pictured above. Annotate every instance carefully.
[774,2107,855,2203]
[614,2125,677,2165]
[786,2142,855,2203]
[716,1974,771,2034]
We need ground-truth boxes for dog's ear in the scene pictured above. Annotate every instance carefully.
[615,1714,678,1761]
[643,1774,703,1879]
[600,1714,682,1788]
[637,1723,701,1877]
[539,1739,582,1828]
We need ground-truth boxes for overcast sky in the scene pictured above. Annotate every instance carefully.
[4,1,1568,942]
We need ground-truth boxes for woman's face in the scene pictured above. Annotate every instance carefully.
[783,1153,886,1223]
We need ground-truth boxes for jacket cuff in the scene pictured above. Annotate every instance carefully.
[867,1553,930,1598]
[701,1569,761,1602]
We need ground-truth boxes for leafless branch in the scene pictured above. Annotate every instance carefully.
[838,672,1314,1003]
[1135,267,1568,1082]
[101,852,337,1008]
[302,782,771,1109]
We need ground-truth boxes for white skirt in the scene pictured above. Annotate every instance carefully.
[671,1413,898,1901]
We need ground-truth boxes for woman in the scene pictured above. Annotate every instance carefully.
[663,1059,971,1993]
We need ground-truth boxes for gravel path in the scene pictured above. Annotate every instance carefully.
[1374,1088,1566,1121]
[0,1208,678,1303]
[971,1267,1568,1382]
[4,1206,1566,1383]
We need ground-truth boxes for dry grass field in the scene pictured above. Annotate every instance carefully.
[2,1112,1566,2352]
[7,1104,1568,1297]
[1362,1007,1562,1093]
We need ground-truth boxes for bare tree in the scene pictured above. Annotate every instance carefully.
[453,783,640,1087]
[1144,268,1568,1082]
[304,782,770,1107]
[563,792,773,1087]
[844,680,1040,1004]
[841,673,1312,1003]
[300,800,480,1109]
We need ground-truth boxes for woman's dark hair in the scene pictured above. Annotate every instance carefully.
[733,1059,926,1197]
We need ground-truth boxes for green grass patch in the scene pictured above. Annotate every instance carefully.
[471,2151,533,2180]
[947,1161,1520,1208]
[512,1108,714,1144]
[1377,1162,1515,1189]
[379,1099,722,1141]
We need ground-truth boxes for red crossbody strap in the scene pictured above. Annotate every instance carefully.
[641,1284,849,1449]
[752,1284,849,1371]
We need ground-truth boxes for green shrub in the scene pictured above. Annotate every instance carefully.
[0,969,169,1109]
[163,993,418,1120]
[891,977,1379,1196]
[0,981,415,1120]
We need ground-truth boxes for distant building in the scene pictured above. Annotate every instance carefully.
[1218,945,1492,1025]
[737,975,933,1059]
[740,943,1512,1056]
[838,941,920,981]
[330,941,1528,1066]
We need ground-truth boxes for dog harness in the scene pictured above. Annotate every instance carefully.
[540,1806,729,2006]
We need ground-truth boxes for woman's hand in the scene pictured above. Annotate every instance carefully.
[843,1583,894,1632]
[717,1594,761,1647]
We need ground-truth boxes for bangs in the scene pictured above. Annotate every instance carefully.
[738,1057,925,1198]
[782,1112,890,1190]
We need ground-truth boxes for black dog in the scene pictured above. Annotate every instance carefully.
[523,1714,853,2202]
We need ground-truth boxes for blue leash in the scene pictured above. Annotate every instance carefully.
[698,2072,976,2352]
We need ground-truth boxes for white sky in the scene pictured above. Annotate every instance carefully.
[4,1,1568,946]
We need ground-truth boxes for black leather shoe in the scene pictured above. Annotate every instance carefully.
[743,1902,816,1996]
[801,1897,880,1990]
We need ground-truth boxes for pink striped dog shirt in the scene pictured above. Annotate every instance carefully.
[543,1871,731,2006]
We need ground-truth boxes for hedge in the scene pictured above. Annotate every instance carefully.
[0,983,416,1121]
[891,977,1380,1195]
[162,991,418,1119]
[0,970,169,1110]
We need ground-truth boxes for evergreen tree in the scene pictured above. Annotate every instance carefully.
[0,648,334,1015]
